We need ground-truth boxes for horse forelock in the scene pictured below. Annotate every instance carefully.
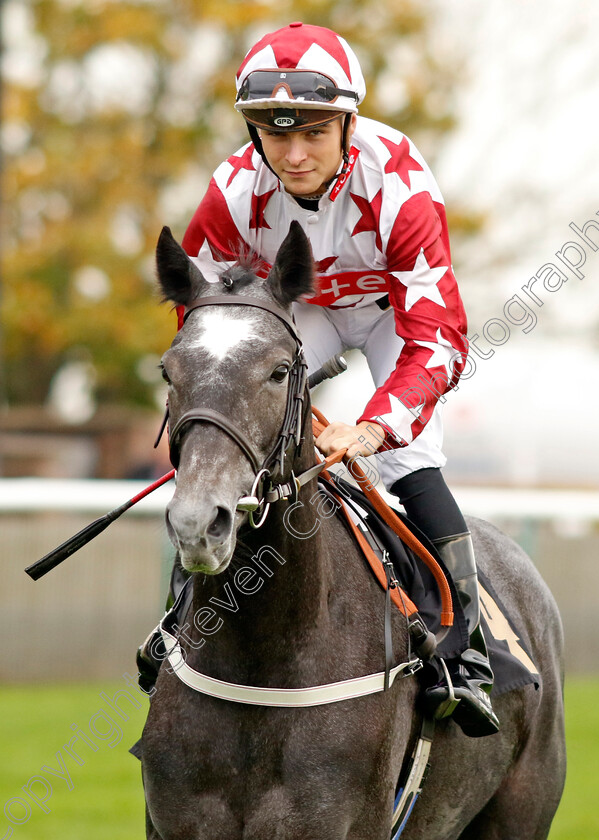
[219,264,259,291]
[229,242,262,274]
[208,239,263,290]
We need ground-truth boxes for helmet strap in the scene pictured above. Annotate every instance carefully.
[325,113,353,192]
[341,112,352,170]
[246,123,278,177]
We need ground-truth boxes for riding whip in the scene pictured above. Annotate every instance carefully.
[25,354,346,581]
[307,354,347,389]
[24,470,175,580]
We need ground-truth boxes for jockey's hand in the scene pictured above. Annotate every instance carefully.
[315,420,385,460]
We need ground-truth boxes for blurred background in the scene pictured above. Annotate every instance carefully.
[1,0,598,836]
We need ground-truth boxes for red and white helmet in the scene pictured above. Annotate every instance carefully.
[235,22,366,132]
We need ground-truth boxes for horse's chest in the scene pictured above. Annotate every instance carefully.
[144,678,397,827]
[145,704,393,840]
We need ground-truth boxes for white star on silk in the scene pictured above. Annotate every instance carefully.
[374,392,420,445]
[407,399,425,421]
[415,329,457,379]
[390,248,448,311]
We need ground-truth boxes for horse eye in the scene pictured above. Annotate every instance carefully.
[270,364,290,383]
[159,363,171,384]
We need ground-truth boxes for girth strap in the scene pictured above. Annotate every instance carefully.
[160,619,421,707]
[391,716,435,837]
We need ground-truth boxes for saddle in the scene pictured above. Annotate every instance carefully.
[322,471,539,695]
[311,407,465,663]
[319,471,468,661]
[312,408,539,697]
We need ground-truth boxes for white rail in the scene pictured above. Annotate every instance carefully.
[1,478,599,521]
[0,478,174,514]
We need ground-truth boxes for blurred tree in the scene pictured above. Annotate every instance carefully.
[1,0,469,409]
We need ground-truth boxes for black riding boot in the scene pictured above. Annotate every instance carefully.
[424,532,500,737]
[390,468,499,737]
[136,561,190,694]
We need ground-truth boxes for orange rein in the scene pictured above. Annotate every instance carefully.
[311,406,454,627]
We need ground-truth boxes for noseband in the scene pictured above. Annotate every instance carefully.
[167,294,313,527]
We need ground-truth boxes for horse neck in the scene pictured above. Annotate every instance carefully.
[191,413,332,641]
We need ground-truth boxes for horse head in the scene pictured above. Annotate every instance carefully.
[156,221,315,575]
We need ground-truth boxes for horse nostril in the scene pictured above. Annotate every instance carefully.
[207,506,232,541]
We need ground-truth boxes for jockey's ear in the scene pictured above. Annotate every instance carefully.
[267,221,315,307]
[156,226,207,306]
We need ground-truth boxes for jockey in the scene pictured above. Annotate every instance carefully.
[177,23,498,737]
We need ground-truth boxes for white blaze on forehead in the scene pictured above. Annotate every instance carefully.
[188,308,261,361]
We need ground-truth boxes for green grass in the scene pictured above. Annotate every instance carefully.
[550,677,599,839]
[0,678,596,838]
[0,682,147,839]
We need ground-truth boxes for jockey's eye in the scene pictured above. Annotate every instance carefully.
[159,363,171,384]
[270,363,290,383]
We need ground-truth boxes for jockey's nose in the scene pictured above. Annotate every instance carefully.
[285,136,308,166]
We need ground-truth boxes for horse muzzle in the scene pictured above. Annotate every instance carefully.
[166,496,236,574]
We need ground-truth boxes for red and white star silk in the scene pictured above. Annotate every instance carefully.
[182,116,468,448]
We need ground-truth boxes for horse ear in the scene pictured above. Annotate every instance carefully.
[267,221,315,307]
[156,226,206,306]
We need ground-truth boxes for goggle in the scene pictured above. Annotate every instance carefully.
[237,70,358,105]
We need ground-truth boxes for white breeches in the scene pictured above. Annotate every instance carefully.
[293,299,447,491]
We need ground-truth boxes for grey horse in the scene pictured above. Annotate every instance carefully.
[140,222,566,839]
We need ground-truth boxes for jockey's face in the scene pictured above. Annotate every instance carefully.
[260,114,356,197]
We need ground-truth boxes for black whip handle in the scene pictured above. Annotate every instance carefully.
[25,469,176,580]
[308,354,347,390]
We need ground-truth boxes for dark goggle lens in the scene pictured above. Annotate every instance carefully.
[238,70,352,103]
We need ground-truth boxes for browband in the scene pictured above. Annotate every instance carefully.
[184,295,302,346]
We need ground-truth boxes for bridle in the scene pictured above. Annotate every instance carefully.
[166,293,323,528]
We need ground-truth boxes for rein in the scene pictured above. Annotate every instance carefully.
[313,407,454,630]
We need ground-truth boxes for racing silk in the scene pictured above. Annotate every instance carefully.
[182,116,468,448]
